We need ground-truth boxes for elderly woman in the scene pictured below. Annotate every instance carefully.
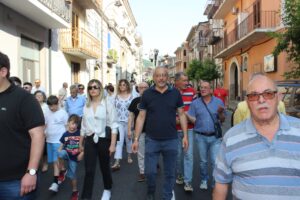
[80,79,118,200]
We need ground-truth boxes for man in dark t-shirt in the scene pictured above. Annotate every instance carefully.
[128,82,149,182]
[132,67,188,200]
[0,52,45,199]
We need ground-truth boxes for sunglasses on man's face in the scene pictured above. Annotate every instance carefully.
[246,90,277,101]
[78,87,84,90]
[88,85,100,90]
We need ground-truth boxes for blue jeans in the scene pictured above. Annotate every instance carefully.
[0,180,36,200]
[176,129,194,184]
[58,150,78,179]
[195,133,221,186]
[145,137,178,200]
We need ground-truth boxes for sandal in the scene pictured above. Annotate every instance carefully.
[127,157,133,164]
[111,162,120,172]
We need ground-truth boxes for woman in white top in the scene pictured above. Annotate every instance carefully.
[111,79,134,171]
[80,79,118,200]
[34,90,49,172]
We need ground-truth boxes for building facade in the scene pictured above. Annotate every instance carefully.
[0,0,71,94]
[205,0,290,100]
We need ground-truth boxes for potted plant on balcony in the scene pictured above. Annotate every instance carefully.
[107,49,118,65]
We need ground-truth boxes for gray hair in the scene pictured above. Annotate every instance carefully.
[70,84,78,91]
[174,72,187,81]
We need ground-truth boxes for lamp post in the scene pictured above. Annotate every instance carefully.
[153,49,159,67]
[100,0,122,84]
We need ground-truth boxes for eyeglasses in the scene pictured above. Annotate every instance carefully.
[87,86,100,90]
[246,91,277,101]
[78,87,84,90]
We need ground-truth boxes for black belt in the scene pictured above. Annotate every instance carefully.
[195,131,215,137]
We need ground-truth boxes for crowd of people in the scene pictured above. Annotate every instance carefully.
[1,50,300,200]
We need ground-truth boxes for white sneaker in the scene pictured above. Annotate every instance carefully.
[171,190,175,200]
[101,190,111,200]
[49,182,59,192]
[200,180,208,190]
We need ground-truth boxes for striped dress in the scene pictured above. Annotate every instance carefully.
[214,114,300,200]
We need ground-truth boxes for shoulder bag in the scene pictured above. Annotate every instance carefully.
[201,98,223,138]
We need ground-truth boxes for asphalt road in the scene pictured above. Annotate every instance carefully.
[36,111,233,200]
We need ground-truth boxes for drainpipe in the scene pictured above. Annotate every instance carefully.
[48,29,52,94]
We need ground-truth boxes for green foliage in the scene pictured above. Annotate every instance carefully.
[272,0,300,79]
[186,60,201,81]
[108,49,118,63]
[186,59,221,81]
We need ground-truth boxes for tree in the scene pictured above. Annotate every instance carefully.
[272,0,300,79]
[186,59,221,82]
[186,59,201,81]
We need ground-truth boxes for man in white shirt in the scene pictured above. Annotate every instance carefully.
[31,79,46,94]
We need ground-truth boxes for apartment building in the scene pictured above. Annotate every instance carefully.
[174,42,189,73]
[0,0,142,95]
[0,0,71,94]
[54,0,142,93]
[205,0,290,100]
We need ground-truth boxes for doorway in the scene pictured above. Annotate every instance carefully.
[71,62,80,84]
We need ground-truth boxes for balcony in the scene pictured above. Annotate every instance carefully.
[1,0,71,28]
[59,28,101,59]
[198,37,209,47]
[213,0,237,19]
[214,11,281,58]
[204,0,221,19]
[75,0,101,11]
[208,28,223,45]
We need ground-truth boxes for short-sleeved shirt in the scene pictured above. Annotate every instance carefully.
[213,87,228,105]
[0,83,45,181]
[188,96,224,133]
[176,87,197,131]
[128,97,146,133]
[59,130,81,162]
[45,109,68,143]
[214,114,300,199]
[139,85,183,140]
[115,95,134,122]
[65,95,86,117]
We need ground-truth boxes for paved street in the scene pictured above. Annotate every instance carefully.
[37,111,232,200]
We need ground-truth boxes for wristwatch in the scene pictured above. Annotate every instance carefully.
[27,169,37,176]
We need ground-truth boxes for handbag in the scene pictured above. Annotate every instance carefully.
[201,98,223,138]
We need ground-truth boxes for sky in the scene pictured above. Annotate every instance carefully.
[129,0,208,58]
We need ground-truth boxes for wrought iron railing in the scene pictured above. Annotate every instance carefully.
[59,28,101,58]
[38,0,71,23]
[214,11,281,56]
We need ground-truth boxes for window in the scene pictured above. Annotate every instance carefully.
[183,50,186,56]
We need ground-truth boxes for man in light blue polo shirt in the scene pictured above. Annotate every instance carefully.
[213,73,300,200]
[187,80,225,190]
[65,84,86,118]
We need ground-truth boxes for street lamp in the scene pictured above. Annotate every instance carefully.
[100,0,122,84]
[154,49,159,67]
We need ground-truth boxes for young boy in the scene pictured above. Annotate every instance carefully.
[58,114,84,200]
[45,95,68,193]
